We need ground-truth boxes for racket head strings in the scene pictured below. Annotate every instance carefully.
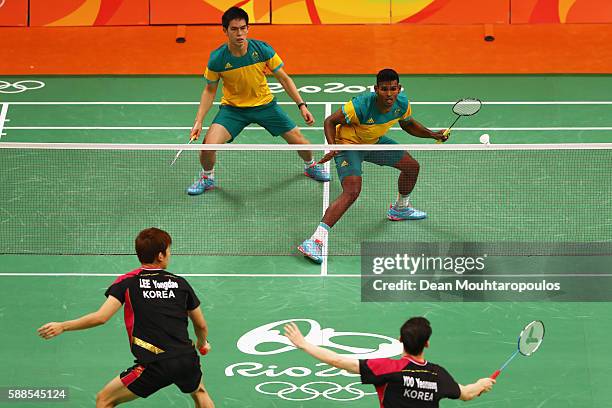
[452,98,482,116]
[518,320,545,356]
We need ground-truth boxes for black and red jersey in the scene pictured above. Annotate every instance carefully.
[105,268,200,364]
[360,356,460,408]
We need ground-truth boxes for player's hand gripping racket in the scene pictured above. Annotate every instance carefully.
[170,137,196,166]
[490,320,545,379]
[436,98,482,144]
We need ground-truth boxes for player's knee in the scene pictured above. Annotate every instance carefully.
[191,384,213,408]
[341,177,362,202]
[343,187,362,202]
[200,149,215,159]
[412,159,420,174]
[204,124,231,144]
[402,158,419,174]
[191,383,205,393]
[95,391,113,408]
[190,389,200,401]
[283,128,307,144]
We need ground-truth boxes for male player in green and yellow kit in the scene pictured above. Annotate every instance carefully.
[298,69,448,263]
[187,6,329,195]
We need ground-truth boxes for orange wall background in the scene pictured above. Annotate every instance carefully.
[0,0,28,26]
[511,0,612,23]
[29,0,149,26]
[3,0,612,26]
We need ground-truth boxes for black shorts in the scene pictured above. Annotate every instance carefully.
[120,351,202,398]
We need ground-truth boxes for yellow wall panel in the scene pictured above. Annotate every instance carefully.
[272,1,311,24]
[272,0,390,24]
[393,0,509,24]
[151,0,270,25]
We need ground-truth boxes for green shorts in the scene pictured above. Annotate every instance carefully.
[212,100,297,141]
[333,136,405,183]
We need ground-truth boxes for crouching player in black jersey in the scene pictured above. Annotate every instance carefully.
[38,228,215,408]
[284,317,494,407]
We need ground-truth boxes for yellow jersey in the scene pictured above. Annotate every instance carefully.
[204,39,284,108]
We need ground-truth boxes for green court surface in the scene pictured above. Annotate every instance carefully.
[1,75,612,407]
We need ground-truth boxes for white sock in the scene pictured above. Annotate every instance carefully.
[309,222,330,243]
[304,159,315,168]
[201,168,214,179]
[395,194,411,209]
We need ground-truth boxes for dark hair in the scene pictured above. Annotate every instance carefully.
[222,6,249,29]
[135,228,172,264]
[400,317,432,355]
[376,68,400,85]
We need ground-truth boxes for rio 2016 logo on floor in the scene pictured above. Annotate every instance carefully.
[269,82,379,94]
[225,319,402,401]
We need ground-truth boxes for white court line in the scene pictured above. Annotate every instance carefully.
[6,126,612,131]
[0,273,610,278]
[5,101,612,105]
[2,142,611,150]
[0,103,8,138]
[320,103,332,276]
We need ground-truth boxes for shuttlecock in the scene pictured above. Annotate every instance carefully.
[479,134,490,145]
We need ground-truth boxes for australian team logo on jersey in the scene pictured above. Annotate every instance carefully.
[251,51,260,62]
[394,108,402,116]
[224,62,233,70]
[366,118,375,124]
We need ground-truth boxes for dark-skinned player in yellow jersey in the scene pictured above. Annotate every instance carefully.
[299,69,448,263]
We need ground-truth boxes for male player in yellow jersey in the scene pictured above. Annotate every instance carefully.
[298,69,448,263]
[187,6,329,195]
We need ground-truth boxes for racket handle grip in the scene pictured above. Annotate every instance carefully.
[198,340,210,356]
[490,370,501,380]
[435,128,451,144]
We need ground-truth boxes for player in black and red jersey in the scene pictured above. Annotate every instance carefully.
[284,316,494,407]
[38,228,214,408]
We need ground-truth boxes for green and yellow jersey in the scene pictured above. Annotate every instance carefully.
[204,39,284,108]
[336,92,412,144]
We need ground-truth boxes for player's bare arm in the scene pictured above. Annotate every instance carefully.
[458,378,495,401]
[323,108,347,144]
[284,322,360,374]
[318,108,348,162]
[272,67,315,125]
[191,81,219,140]
[188,306,210,352]
[399,118,448,142]
[37,296,122,339]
